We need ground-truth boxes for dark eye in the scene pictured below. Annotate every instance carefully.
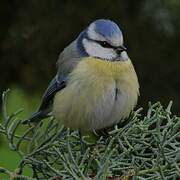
[99,41,112,48]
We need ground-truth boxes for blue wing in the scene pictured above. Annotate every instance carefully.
[22,74,67,124]
[39,75,67,111]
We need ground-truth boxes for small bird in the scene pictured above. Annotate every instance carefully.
[23,19,139,131]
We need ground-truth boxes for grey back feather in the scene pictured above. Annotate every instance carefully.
[56,40,81,76]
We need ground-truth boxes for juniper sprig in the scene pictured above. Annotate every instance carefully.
[0,90,180,179]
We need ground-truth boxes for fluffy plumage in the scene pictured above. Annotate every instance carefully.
[23,19,139,131]
[53,57,139,130]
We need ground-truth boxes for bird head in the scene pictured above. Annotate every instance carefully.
[77,19,129,61]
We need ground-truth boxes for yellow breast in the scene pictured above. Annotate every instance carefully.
[53,57,139,130]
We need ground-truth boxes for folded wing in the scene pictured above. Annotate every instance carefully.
[22,74,67,124]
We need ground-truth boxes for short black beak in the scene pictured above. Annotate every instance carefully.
[116,45,127,55]
[117,45,127,52]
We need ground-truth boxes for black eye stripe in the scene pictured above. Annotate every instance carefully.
[98,41,113,48]
[86,37,115,49]
[93,40,115,49]
[85,37,126,51]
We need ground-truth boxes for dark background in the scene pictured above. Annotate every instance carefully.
[0,0,180,114]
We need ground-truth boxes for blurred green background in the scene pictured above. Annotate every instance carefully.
[0,0,180,176]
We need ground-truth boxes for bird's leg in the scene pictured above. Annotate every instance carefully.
[93,128,109,138]
[78,131,86,154]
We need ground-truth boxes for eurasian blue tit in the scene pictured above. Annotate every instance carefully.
[23,19,139,131]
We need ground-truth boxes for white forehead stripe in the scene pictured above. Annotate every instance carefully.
[110,34,123,47]
[87,23,106,41]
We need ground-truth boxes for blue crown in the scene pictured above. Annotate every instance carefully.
[94,19,122,38]
[76,19,122,57]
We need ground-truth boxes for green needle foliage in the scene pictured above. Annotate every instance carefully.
[0,90,180,179]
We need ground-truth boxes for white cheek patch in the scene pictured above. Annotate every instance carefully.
[83,39,117,60]
[120,51,129,61]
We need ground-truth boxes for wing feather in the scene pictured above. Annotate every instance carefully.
[22,74,67,124]
[38,75,67,111]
